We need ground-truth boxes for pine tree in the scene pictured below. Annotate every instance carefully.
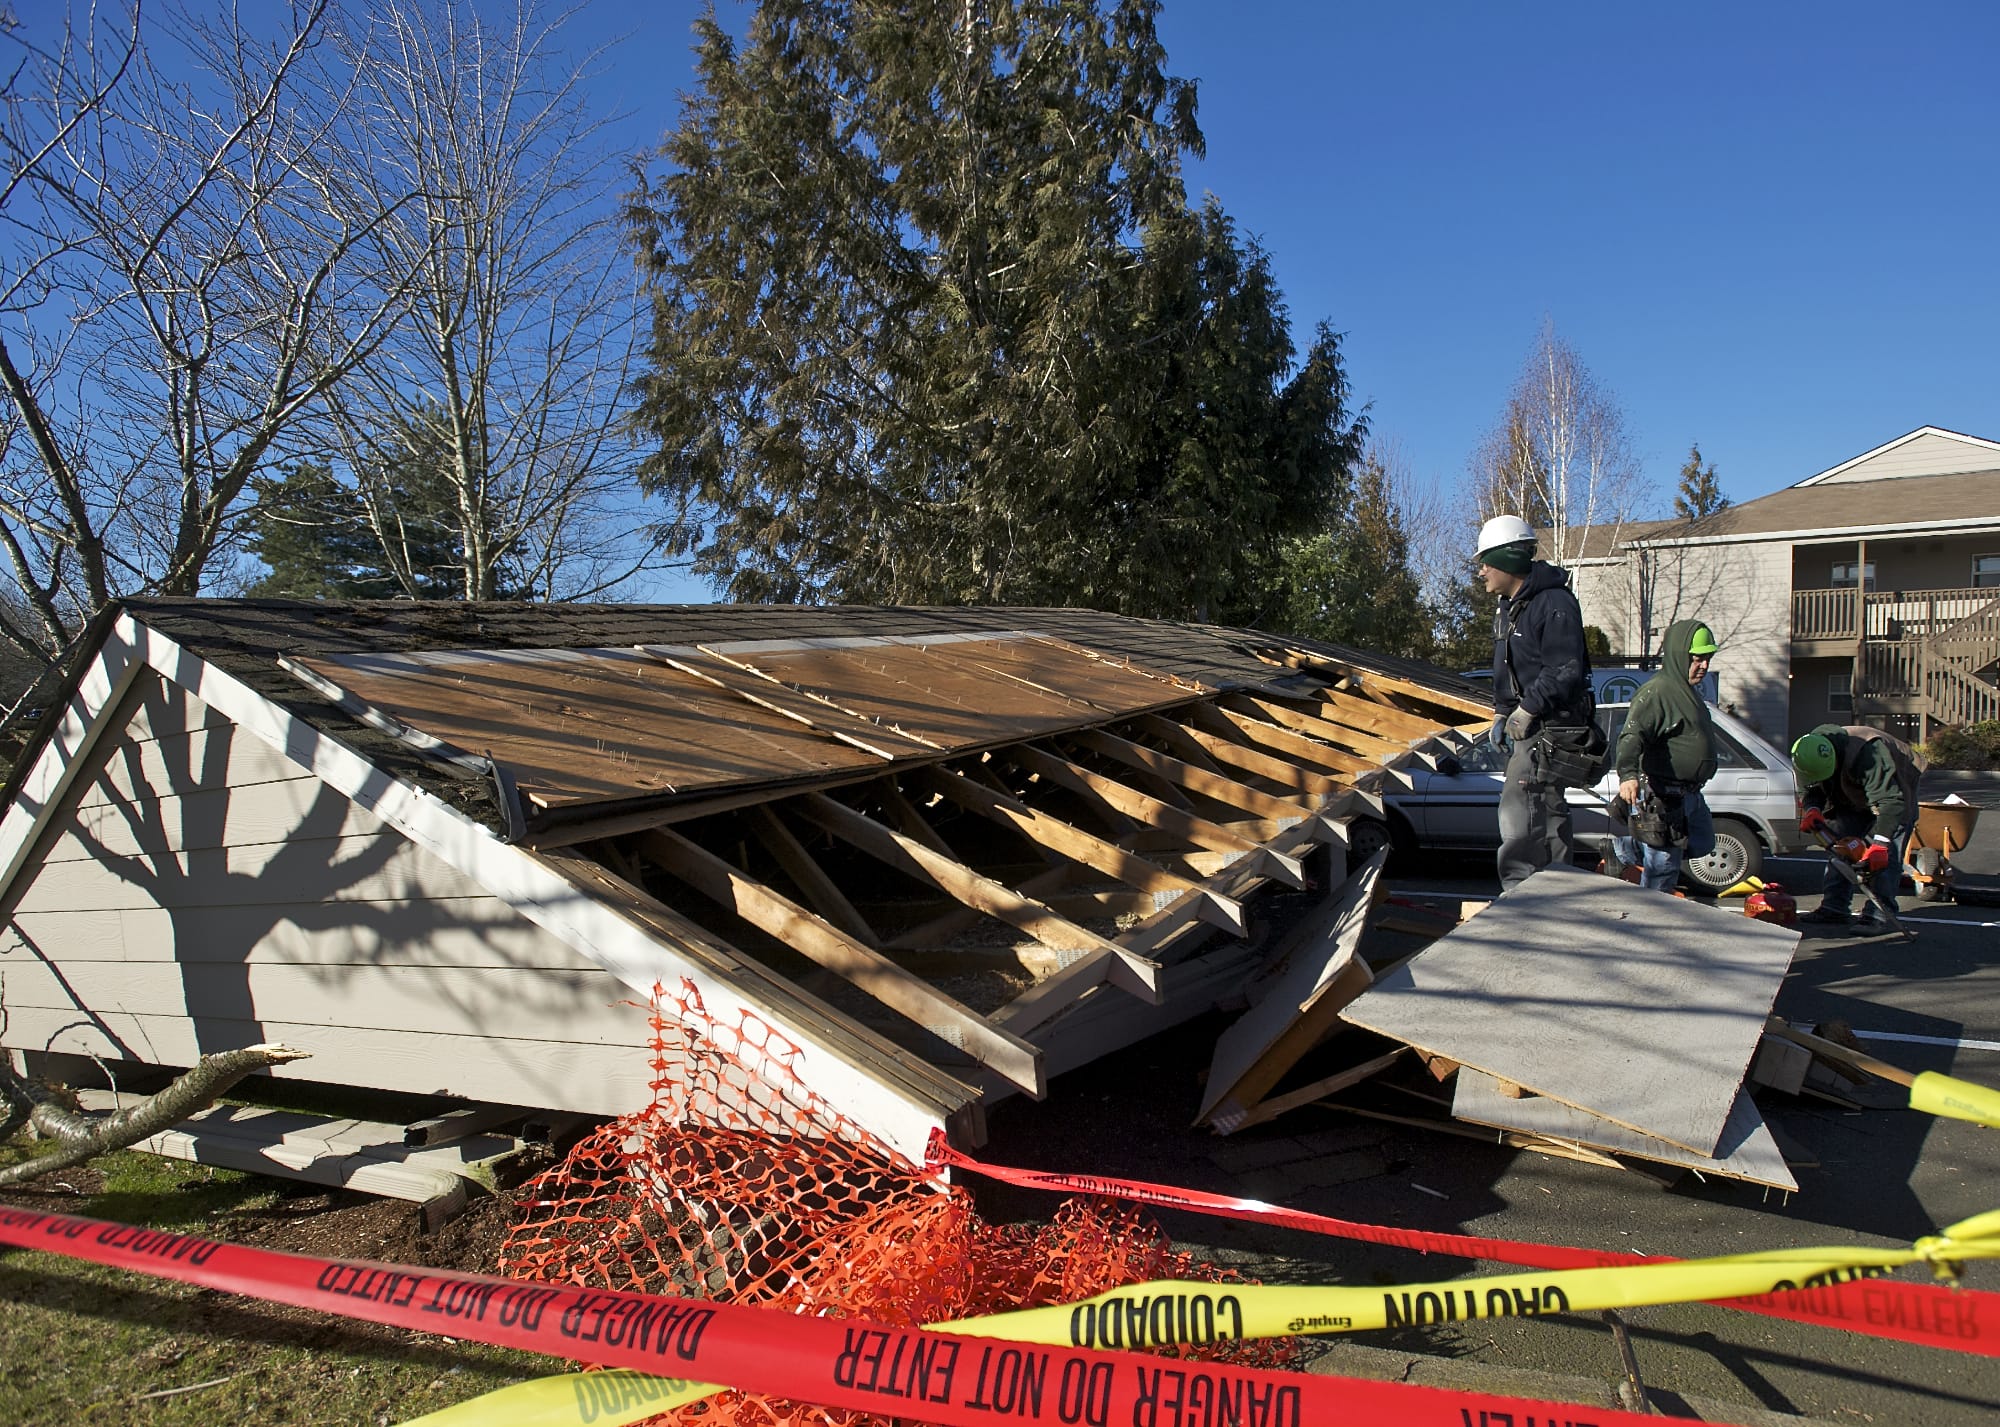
[626,0,1362,616]
[243,417,527,600]
[1268,452,1428,656]
[1673,443,1730,520]
[244,463,402,600]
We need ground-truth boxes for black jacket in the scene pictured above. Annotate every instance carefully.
[1493,561,1594,728]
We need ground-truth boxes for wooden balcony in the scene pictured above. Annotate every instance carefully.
[1796,585,2000,732]
[1792,585,2000,655]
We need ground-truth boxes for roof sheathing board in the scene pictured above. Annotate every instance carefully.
[294,631,1207,812]
[86,599,1489,835]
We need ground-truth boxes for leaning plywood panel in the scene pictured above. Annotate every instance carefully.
[1340,864,1799,1156]
[1196,850,1386,1130]
[1453,1069,1796,1192]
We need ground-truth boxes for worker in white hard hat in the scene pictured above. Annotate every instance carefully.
[1476,514,1599,890]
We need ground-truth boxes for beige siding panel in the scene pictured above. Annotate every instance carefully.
[1569,562,1643,658]
[16,834,491,913]
[0,1004,656,1117]
[3,898,592,971]
[1819,431,2000,484]
[37,778,387,862]
[74,722,311,811]
[0,958,639,1046]
[1639,541,1791,739]
[123,675,231,742]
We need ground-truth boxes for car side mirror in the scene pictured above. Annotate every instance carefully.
[1436,754,1462,778]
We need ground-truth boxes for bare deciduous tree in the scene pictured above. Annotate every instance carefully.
[1469,319,1646,564]
[0,1,428,661]
[324,0,678,602]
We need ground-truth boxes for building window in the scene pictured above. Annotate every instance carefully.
[1975,554,2000,589]
[1829,671,1852,713]
[1830,561,1876,591]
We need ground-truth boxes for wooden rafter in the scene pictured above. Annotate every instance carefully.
[794,790,1163,1001]
[1187,702,1376,776]
[1005,743,1307,887]
[634,827,1046,1097]
[913,764,1247,936]
[1300,688,1444,743]
[1076,725,1329,816]
[744,804,878,945]
[886,864,1070,952]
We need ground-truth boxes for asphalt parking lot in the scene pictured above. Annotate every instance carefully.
[976,786,2000,1424]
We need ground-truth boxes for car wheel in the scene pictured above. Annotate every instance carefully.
[1347,816,1396,868]
[1681,817,1762,894]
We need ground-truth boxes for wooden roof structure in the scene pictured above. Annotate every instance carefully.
[0,600,1490,1163]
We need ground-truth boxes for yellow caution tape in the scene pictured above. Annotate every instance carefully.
[402,1210,2000,1427]
[1911,1070,2000,1128]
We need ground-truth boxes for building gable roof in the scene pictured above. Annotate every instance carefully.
[1795,426,2000,486]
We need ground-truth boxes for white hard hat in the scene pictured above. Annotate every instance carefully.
[1475,514,1536,555]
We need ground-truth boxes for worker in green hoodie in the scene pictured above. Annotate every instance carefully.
[1609,619,1721,891]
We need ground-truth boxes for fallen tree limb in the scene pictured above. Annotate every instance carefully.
[0,1044,310,1187]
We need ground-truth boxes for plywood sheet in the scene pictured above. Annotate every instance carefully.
[728,635,1195,748]
[1339,864,1798,1156]
[1454,1070,1796,1191]
[299,649,886,808]
[298,634,1202,812]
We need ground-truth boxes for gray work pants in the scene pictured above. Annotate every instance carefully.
[1497,736,1573,890]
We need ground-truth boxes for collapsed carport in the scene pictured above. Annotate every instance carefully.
[0,599,1487,1167]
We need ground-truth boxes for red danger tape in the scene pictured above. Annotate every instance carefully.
[929,1140,1998,1356]
[0,1206,1691,1427]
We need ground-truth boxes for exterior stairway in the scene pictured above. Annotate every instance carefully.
[1859,589,2000,731]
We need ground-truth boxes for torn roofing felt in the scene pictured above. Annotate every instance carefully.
[0,598,1493,1155]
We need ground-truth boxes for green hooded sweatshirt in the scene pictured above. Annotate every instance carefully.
[1615,619,1718,789]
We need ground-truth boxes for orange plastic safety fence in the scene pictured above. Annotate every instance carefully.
[497,983,1294,1426]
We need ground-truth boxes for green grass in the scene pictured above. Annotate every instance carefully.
[0,1145,547,1427]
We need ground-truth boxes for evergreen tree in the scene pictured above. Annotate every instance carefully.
[626,0,1362,616]
[244,463,401,600]
[1268,452,1429,656]
[243,417,526,600]
[1673,443,1730,520]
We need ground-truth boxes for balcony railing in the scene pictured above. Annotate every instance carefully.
[1792,586,2000,643]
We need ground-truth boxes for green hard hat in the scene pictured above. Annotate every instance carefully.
[1688,624,1720,656]
[1791,732,1836,784]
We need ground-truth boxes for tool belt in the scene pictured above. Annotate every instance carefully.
[1531,722,1608,788]
[1631,791,1690,851]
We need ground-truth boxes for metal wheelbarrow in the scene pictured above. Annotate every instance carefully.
[1906,800,1981,902]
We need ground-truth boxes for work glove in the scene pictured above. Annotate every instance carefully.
[1799,807,1829,838]
[1504,705,1539,742]
[1488,716,1506,750]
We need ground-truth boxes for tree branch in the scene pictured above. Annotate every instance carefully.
[0,1043,310,1187]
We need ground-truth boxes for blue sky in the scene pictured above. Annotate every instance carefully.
[573,2,2000,594]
